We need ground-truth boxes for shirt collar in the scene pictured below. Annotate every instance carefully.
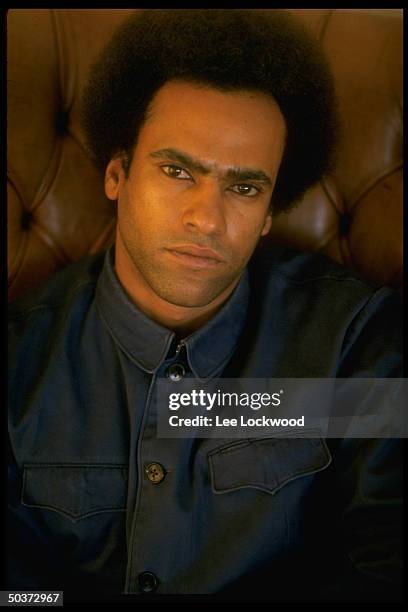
[95,245,249,379]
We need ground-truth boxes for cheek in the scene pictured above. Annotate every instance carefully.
[119,183,175,245]
[227,208,270,247]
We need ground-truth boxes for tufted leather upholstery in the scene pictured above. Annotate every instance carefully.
[7,9,403,302]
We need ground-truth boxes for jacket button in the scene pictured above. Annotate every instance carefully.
[166,363,185,381]
[145,462,166,484]
[138,571,159,593]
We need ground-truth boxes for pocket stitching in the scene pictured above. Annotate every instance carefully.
[208,436,332,495]
[22,464,128,522]
[208,429,324,457]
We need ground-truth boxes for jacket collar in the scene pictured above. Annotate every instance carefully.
[95,245,249,379]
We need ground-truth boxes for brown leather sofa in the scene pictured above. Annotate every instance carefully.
[7,9,403,302]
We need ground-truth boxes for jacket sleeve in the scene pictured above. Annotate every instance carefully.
[318,287,403,602]
[317,437,403,602]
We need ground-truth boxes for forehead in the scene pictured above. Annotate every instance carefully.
[138,80,287,174]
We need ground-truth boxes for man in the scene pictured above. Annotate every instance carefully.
[8,9,402,602]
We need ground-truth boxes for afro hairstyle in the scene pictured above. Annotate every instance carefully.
[80,9,340,214]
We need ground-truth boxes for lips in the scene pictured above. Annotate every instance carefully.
[169,244,224,261]
[165,244,226,269]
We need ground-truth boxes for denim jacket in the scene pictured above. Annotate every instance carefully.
[8,245,403,601]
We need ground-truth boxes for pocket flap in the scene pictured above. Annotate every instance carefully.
[22,464,128,522]
[208,434,331,494]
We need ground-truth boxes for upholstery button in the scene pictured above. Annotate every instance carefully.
[55,109,69,134]
[166,363,185,381]
[21,209,32,230]
[339,213,352,236]
[138,571,159,593]
[145,462,166,484]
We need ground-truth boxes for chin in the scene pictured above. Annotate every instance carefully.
[154,280,231,309]
[159,291,220,309]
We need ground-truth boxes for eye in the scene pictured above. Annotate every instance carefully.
[161,164,192,180]
[230,184,261,197]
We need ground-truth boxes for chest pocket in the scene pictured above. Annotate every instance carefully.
[22,464,128,523]
[208,434,331,494]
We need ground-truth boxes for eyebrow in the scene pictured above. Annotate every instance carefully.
[149,148,273,186]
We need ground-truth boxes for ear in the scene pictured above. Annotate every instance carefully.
[260,213,272,236]
[104,157,126,201]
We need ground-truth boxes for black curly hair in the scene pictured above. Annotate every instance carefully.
[80,9,340,215]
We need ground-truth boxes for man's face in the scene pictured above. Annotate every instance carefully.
[106,80,286,309]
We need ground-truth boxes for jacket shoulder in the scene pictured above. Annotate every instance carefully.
[251,245,379,292]
[8,251,106,324]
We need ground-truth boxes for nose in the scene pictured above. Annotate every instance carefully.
[181,180,227,236]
